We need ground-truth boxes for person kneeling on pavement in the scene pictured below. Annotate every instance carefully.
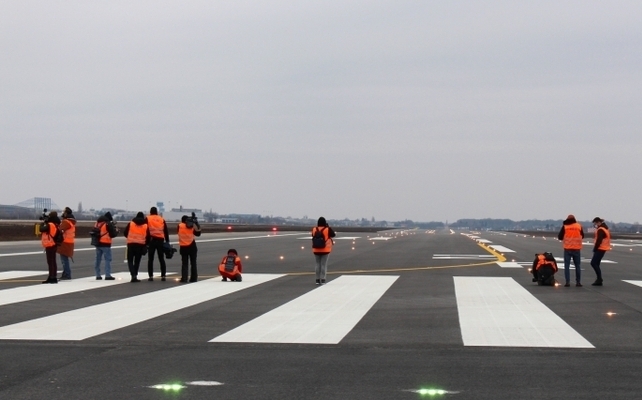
[532,252,558,286]
[219,249,242,282]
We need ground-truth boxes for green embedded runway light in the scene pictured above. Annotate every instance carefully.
[151,383,185,391]
[416,388,448,396]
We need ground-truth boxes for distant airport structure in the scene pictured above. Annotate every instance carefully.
[0,197,60,219]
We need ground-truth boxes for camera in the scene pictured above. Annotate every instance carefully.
[39,208,50,223]
[185,212,199,229]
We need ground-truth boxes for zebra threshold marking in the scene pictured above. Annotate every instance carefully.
[454,277,594,348]
[0,274,283,341]
[210,275,399,344]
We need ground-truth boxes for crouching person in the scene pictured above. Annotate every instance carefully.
[219,249,242,282]
[532,252,558,286]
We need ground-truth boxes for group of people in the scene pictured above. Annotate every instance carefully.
[532,214,611,287]
[40,209,338,285]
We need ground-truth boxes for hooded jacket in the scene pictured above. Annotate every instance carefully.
[56,213,76,258]
[124,213,150,245]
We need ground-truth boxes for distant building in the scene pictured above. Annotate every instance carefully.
[162,208,204,222]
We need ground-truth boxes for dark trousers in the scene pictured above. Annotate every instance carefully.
[591,250,606,280]
[45,246,58,278]
[147,239,167,277]
[535,265,556,286]
[127,243,146,277]
[180,244,198,282]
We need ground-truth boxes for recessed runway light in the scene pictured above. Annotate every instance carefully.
[245,256,249,259]
[352,247,355,250]
[606,312,617,316]
[279,256,284,260]
[301,246,305,249]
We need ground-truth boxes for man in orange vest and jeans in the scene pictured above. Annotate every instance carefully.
[558,214,585,287]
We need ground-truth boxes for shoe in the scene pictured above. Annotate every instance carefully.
[532,278,537,282]
[179,279,188,283]
[96,276,103,280]
[105,276,115,281]
[222,277,228,282]
[592,279,603,286]
[576,283,583,287]
[316,279,320,285]
[130,278,141,283]
[42,277,57,284]
[148,277,154,281]
[321,279,326,285]
[564,283,570,287]
[189,278,197,282]
[161,276,166,281]
[59,274,71,280]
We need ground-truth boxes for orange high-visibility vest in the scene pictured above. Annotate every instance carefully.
[536,254,558,273]
[562,223,583,250]
[62,221,75,244]
[41,223,57,248]
[96,222,112,245]
[311,226,333,253]
[219,255,241,275]
[177,223,194,247]
[596,227,611,251]
[127,222,147,245]
[147,215,165,239]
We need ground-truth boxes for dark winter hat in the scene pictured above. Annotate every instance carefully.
[181,215,188,223]
[150,207,158,215]
[135,212,144,219]
[64,207,73,215]
[227,249,238,256]
[104,211,113,221]
[592,217,604,223]
[48,211,61,224]
[567,214,575,220]
[317,217,327,226]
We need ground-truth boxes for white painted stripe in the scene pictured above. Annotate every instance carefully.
[433,254,495,258]
[210,275,398,344]
[0,273,136,307]
[454,277,593,348]
[433,256,496,260]
[477,239,492,243]
[370,237,392,241]
[0,271,46,280]
[623,280,642,288]
[496,262,523,268]
[0,274,283,341]
[488,245,515,253]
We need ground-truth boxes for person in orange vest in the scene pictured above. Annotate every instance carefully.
[124,212,149,283]
[93,212,119,280]
[218,249,242,282]
[590,217,611,286]
[57,207,76,280]
[557,214,584,287]
[177,214,201,283]
[41,211,61,284]
[531,252,558,286]
[146,207,170,281]
[311,217,336,285]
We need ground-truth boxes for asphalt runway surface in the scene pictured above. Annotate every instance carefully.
[1,229,641,399]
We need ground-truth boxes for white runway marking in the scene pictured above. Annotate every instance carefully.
[454,277,594,348]
[0,273,135,307]
[488,245,515,253]
[623,280,642,288]
[476,239,492,244]
[433,254,496,260]
[496,262,523,268]
[0,271,46,280]
[210,275,398,344]
[0,273,283,341]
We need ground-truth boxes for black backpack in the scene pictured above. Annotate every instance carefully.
[312,227,327,249]
[90,224,104,246]
[224,256,236,272]
[52,227,64,246]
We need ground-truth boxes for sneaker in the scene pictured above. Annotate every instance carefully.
[148,277,154,281]
[161,276,166,281]
[179,279,188,283]
[59,274,71,280]
[592,279,603,286]
[105,276,115,281]
[96,276,103,280]
[321,279,326,285]
[130,278,141,283]
[576,283,583,287]
[222,277,228,282]
[315,279,320,285]
[564,283,570,287]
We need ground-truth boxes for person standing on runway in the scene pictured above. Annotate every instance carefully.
[558,214,585,287]
[93,211,118,280]
[123,212,149,283]
[41,211,61,284]
[311,217,336,285]
[57,207,76,280]
[590,217,611,286]
[178,213,201,282]
[146,207,170,281]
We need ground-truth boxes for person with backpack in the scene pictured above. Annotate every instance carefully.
[311,217,336,285]
[531,252,558,286]
[57,207,76,280]
[146,207,170,281]
[123,212,149,283]
[218,249,243,282]
[590,217,611,286]
[41,211,61,284]
[177,214,201,283]
[93,211,119,280]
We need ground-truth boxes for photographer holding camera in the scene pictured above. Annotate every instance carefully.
[93,211,119,280]
[177,212,201,282]
[39,210,61,283]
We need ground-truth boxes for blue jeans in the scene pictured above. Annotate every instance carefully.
[95,247,112,277]
[60,255,71,278]
[563,249,581,284]
[314,253,330,280]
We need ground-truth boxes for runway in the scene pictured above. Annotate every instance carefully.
[1,229,641,399]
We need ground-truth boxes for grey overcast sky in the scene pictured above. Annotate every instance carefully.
[2,1,641,223]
